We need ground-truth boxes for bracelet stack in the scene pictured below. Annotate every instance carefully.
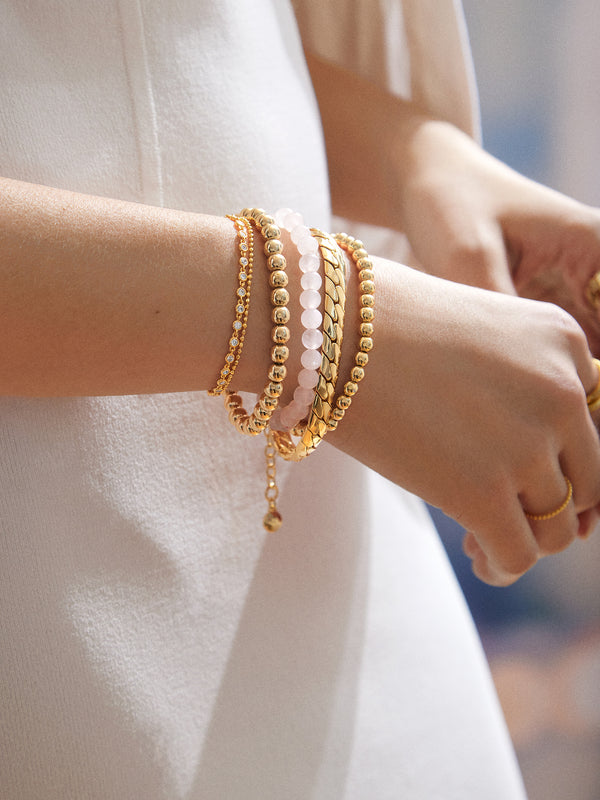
[208,207,374,531]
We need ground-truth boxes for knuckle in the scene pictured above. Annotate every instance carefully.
[535,522,577,556]
[500,544,538,576]
[444,236,500,275]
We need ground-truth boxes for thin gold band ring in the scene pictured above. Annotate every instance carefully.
[524,476,573,522]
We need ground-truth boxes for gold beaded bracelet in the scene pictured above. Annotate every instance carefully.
[272,229,347,462]
[208,215,254,395]
[224,208,291,437]
[326,233,375,429]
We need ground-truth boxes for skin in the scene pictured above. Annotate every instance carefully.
[307,52,600,584]
[2,54,600,587]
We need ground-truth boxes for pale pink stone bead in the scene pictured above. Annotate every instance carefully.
[297,234,319,255]
[283,211,303,230]
[301,348,322,370]
[290,224,309,244]
[299,252,320,273]
[274,208,293,227]
[301,271,322,291]
[294,385,315,406]
[269,409,283,430]
[302,327,323,349]
[301,308,322,329]
[280,401,305,430]
[300,289,320,310]
[298,368,319,388]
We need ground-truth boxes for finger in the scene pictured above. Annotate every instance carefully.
[520,471,579,557]
[461,490,540,583]
[561,371,600,518]
[583,357,600,432]
[462,531,524,587]
[453,224,517,295]
[577,508,599,539]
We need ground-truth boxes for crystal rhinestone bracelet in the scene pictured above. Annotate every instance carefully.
[208,215,254,395]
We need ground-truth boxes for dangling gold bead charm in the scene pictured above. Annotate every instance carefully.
[263,509,283,533]
[263,430,282,532]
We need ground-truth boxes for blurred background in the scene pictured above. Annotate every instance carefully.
[433,2,600,798]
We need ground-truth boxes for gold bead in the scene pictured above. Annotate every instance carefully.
[265,381,283,398]
[268,254,285,271]
[263,224,281,240]
[272,345,289,363]
[272,288,290,306]
[356,351,369,367]
[225,394,242,410]
[263,509,283,532]
[359,337,374,352]
[360,307,375,322]
[331,407,345,420]
[230,408,246,423]
[345,381,359,396]
[269,270,288,288]
[360,280,375,294]
[360,322,374,337]
[353,248,368,261]
[272,306,290,325]
[272,325,290,344]
[351,366,365,382]
[248,208,264,221]
[337,394,352,410]
[247,421,265,437]
[349,239,364,251]
[361,294,375,308]
[260,394,278,411]
[268,364,287,381]
[359,268,374,282]
[257,213,273,227]
[357,257,374,270]
[255,406,271,421]
[264,239,283,256]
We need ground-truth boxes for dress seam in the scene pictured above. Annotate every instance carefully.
[117,0,164,206]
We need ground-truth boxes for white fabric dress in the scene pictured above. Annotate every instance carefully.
[0,2,526,798]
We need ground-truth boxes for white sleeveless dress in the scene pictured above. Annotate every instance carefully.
[0,2,526,797]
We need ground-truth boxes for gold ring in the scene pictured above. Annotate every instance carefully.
[587,271,600,309]
[586,358,600,412]
[524,476,573,521]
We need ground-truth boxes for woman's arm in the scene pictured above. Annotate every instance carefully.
[0,177,276,396]
[3,175,600,586]
[307,51,600,354]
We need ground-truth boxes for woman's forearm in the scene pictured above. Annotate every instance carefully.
[305,50,431,232]
[0,177,276,396]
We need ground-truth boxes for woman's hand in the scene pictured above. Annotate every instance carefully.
[331,257,600,586]
[397,119,600,356]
